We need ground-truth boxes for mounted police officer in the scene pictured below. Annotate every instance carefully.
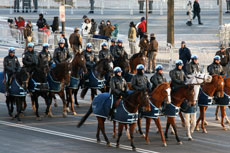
[53,38,72,64]
[150,65,167,91]
[186,54,200,75]
[83,43,97,71]
[110,39,116,57]
[215,44,229,76]
[131,64,151,92]
[207,55,225,75]
[3,47,21,95]
[22,42,38,74]
[38,43,53,68]
[99,42,113,62]
[113,39,128,62]
[169,59,186,90]
[108,67,128,120]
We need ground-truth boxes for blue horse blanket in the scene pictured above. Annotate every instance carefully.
[85,70,106,89]
[92,92,138,124]
[198,89,213,106]
[68,76,80,89]
[141,101,160,119]
[47,73,61,92]
[180,100,197,113]
[214,93,230,106]
[164,103,180,117]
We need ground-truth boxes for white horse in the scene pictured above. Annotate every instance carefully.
[182,73,212,140]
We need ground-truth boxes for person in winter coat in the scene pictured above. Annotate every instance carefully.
[53,39,72,64]
[81,18,92,37]
[98,20,106,36]
[113,39,128,61]
[15,16,25,29]
[186,55,200,75]
[150,65,167,91]
[193,0,203,25]
[138,17,146,39]
[179,41,191,73]
[36,14,47,30]
[104,20,114,38]
[90,19,97,35]
[207,56,225,75]
[24,21,33,49]
[111,24,119,40]
[128,21,137,55]
[147,33,158,73]
[38,43,53,68]
[50,16,59,33]
[69,27,82,54]
[99,42,113,62]
[186,0,193,26]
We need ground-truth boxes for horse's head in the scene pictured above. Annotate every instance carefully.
[139,90,151,112]
[224,77,230,95]
[96,59,113,74]
[32,66,48,83]
[17,67,30,90]
[113,57,130,74]
[213,75,225,98]
[72,52,88,74]
[186,73,212,85]
[151,82,171,105]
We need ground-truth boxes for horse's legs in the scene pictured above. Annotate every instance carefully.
[179,111,185,127]
[220,106,227,130]
[73,89,80,107]
[196,106,202,131]
[97,117,110,146]
[65,88,70,112]
[6,96,13,117]
[145,118,151,144]
[191,113,196,134]
[113,121,116,138]
[22,97,27,112]
[165,117,170,139]
[34,94,41,120]
[215,106,220,121]
[201,106,208,133]
[15,97,22,122]
[137,118,145,137]
[129,123,137,151]
[96,123,101,143]
[184,113,192,140]
[66,88,77,115]
[53,95,58,107]
[59,91,67,118]
[116,123,124,148]
[154,117,167,146]
[31,94,36,113]
[91,89,97,100]
[170,117,182,144]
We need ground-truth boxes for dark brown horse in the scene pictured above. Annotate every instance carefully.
[195,75,225,133]
[48,62,71,117]
[65,52,87,115]
[137,82,171,146]
[165,85,195,144]
[129,52,146,74]
[77,90,150,151]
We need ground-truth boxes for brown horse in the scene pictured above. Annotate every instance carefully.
[77,90,150,151]
[137,82,171,146]
[65,52,87,115]
[48,62,71,117]
[195,75,225,133]
[129,52,146,74]
[165,85,195,144]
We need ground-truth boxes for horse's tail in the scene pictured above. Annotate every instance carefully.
[77,104,93,128]
[80,87,88,99]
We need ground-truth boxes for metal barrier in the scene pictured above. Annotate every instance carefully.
[219,24,230,48]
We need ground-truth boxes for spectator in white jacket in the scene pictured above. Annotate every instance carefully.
[81,18,92,37]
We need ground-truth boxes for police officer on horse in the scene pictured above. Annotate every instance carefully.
[109,67,128,120]
[150,65,167,91]
[186,54,200,75]
[99,42,113,62]
[113,39,128,62]
[207,55,225,75]
[53,38,72,64]
[169,59,186,90]
[22,42,38,74]
[131,64,151,92]
[38,43,53,68]
[3,47,21,95]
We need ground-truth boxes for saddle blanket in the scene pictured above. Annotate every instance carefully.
[68,76,80,89]
[140,100,160,119]
[92,92,138,124]
[47,73,61,92]
[85,70,105,89]
[28,79,49,92]
[198,89,213,106]
[214,93,230,106]
[164,103,180,117]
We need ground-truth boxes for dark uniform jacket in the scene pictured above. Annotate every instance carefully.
[110,75,128,98]
[38,50,53,67]
[113,46,128,61]
[179,47,191,72]
[186,61,200,75]
[193,1,201,14]
[215,50,229,67]
[3,55,21,75]
[207,62,225,75]
[110,45,115,57]
[150,73,167,90]
[169,68,186,89]
[22,50,38,73]
[99,48,113,62]
[131,73,151,91]
[82,50,97,69]
[53,47,72,64]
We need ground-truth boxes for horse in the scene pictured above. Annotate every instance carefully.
[47,62,72,117]
[137,82,171,146]
[29,65,50,120]
[129,52,146,74]
[0,67,30,122]
[77,90,151,151]
[164,85,196,144]
[80,59,113,100]
[65,52,87,115]
[179,73,212,140]
[195,75,225,133]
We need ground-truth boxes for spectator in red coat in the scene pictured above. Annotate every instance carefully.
[137,17,146,39]
[15,16,25,29]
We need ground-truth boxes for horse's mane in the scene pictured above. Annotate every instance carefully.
[151,82,169,96]
[52,62,71,75]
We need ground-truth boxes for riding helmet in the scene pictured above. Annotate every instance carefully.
[86,43,93,49]
[113,67,122,73]
[136,64,145,70]
[8,47,15,53]
[191,54,198,60]
[111,39,115,43]
[117,39,123,43]
[43,43,49,48]
[27,42,34,48]
[58,38,65,44]
[101,42,108,47]
[175,59,183,66]
[214,55,221,61]
[156,65,163,71]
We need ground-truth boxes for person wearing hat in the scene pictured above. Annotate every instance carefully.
[186,54,200,75]
[169,59,186,90]
[113,39,128,62]
[24,20,33,49]
[108,67,128,120]
[89,19,97,35]
[104,20,114,38]
[83,43,97,70]
[179,41,191,73]
[99,42,113,62]
[60,32,68,49]
[215,44,230,75]
[53,39,72,64]
[69,27,82,54]
[23,42,39,74]
[128,21,137,55]
[36,14,47,30]
[110,39,116,57]
[131,64,151,92]
[147,33,158,73]
[139,32,149,55]
[207,55,225,75]
[137,17,146,39]
[38,43,53,68]
[89,0,95,14]
[3,47,21,95]
[98,20,106,36]
[150,65,167,91]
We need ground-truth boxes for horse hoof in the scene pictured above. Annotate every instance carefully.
[223,128,227,131]
[36,117,42,121]
[203,129,208,133]
[177,141,183,145]
[97,139,101,143]
[145,141,150,145]
[195,127,199,131]
[163,143,167,147]
[63,112,67,118]
[171,131,175,135]
[73,112,77,116]
[226,120,230,124]
[107,143,112,147]
[132,147,136,151]
[204,121,208,126]
[141,134,145,138]
[66,107,70,113]
[215,117,220,121]
[188,138,193,141]
[116,144,119,148]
